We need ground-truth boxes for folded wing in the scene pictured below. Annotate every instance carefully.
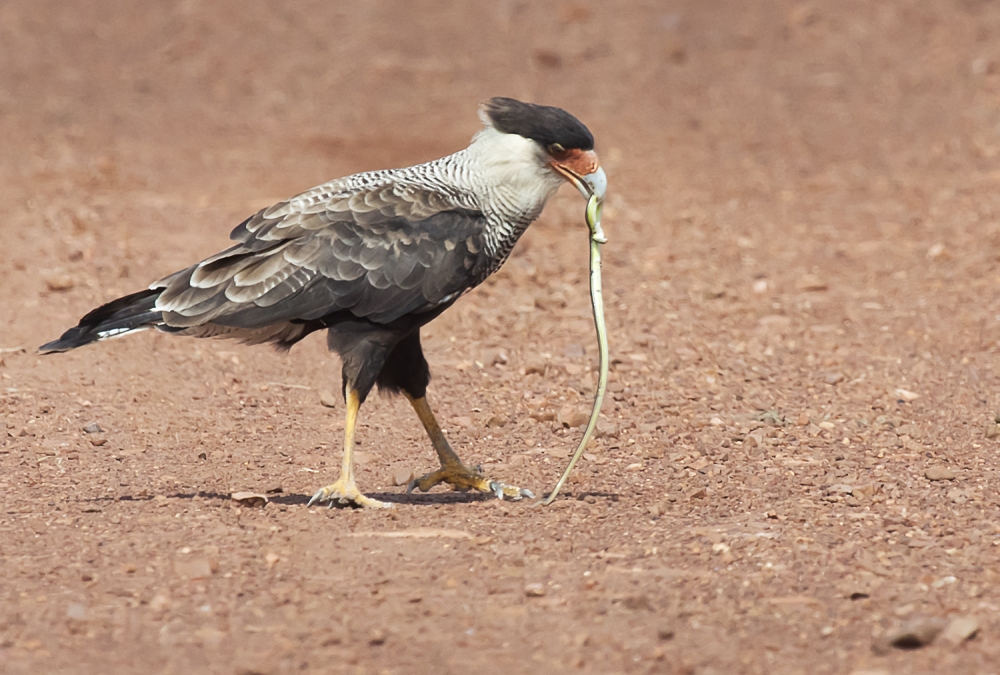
[152,181,490,342]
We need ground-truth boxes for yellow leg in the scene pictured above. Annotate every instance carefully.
[307,389,392,509]
[405,394,533,500]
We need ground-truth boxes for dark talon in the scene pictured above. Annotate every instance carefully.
[406,478,418,494]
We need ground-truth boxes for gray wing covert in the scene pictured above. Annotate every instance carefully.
[151,183,491,332]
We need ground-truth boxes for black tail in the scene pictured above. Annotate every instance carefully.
[39,289,163,353]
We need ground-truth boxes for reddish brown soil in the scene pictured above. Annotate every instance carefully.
[3,1,1000,673]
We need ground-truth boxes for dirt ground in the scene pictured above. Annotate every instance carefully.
[2,1,1000,673]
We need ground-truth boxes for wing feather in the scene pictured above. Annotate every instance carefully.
[233,249,296,287]
[153,182,491,337]
[189,254,256,288]
[391,248,421,288]
[254,267,315,308]
[335,258,367,282]
[359,243,389,271]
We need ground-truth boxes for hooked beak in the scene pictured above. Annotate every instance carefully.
[580,166,608,201]
[551,150,607,202]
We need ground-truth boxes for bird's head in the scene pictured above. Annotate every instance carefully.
[478,97,607,203]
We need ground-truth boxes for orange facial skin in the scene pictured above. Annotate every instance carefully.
[549,148,601,181]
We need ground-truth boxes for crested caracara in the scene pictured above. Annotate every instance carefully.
[41,97,607,508]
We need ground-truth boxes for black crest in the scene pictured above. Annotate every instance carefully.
[482,97,594,151]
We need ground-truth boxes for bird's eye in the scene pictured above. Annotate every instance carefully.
[547,143,565,154]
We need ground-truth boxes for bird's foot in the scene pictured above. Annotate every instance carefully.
[407,463,534,501]
[307,477,393,509]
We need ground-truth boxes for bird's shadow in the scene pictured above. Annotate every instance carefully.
[76,487,620,509]
[78,488,508,509]
[270,490,499,507]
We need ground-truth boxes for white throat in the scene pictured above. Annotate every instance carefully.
[463,126,565,221]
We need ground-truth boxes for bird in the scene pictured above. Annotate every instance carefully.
[40,97,607,508]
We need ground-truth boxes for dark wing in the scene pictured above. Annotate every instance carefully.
[150,182,491,343]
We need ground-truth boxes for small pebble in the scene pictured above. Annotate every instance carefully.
[45,274,75,292]
[524,583,546,597]
[83,423,102,434]
[485,414,507,428]
[595,419,618,438]
[924,466,956,481]
[230,492,268,507]
[319,390,338,408]
[873,617,946,654]
[797,274,828,291]
[947,488,969,504]
[393,467,415,487]
[940,616,979,646]
[557,405,589,429]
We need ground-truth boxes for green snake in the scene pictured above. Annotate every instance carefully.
[544,193,608,505]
